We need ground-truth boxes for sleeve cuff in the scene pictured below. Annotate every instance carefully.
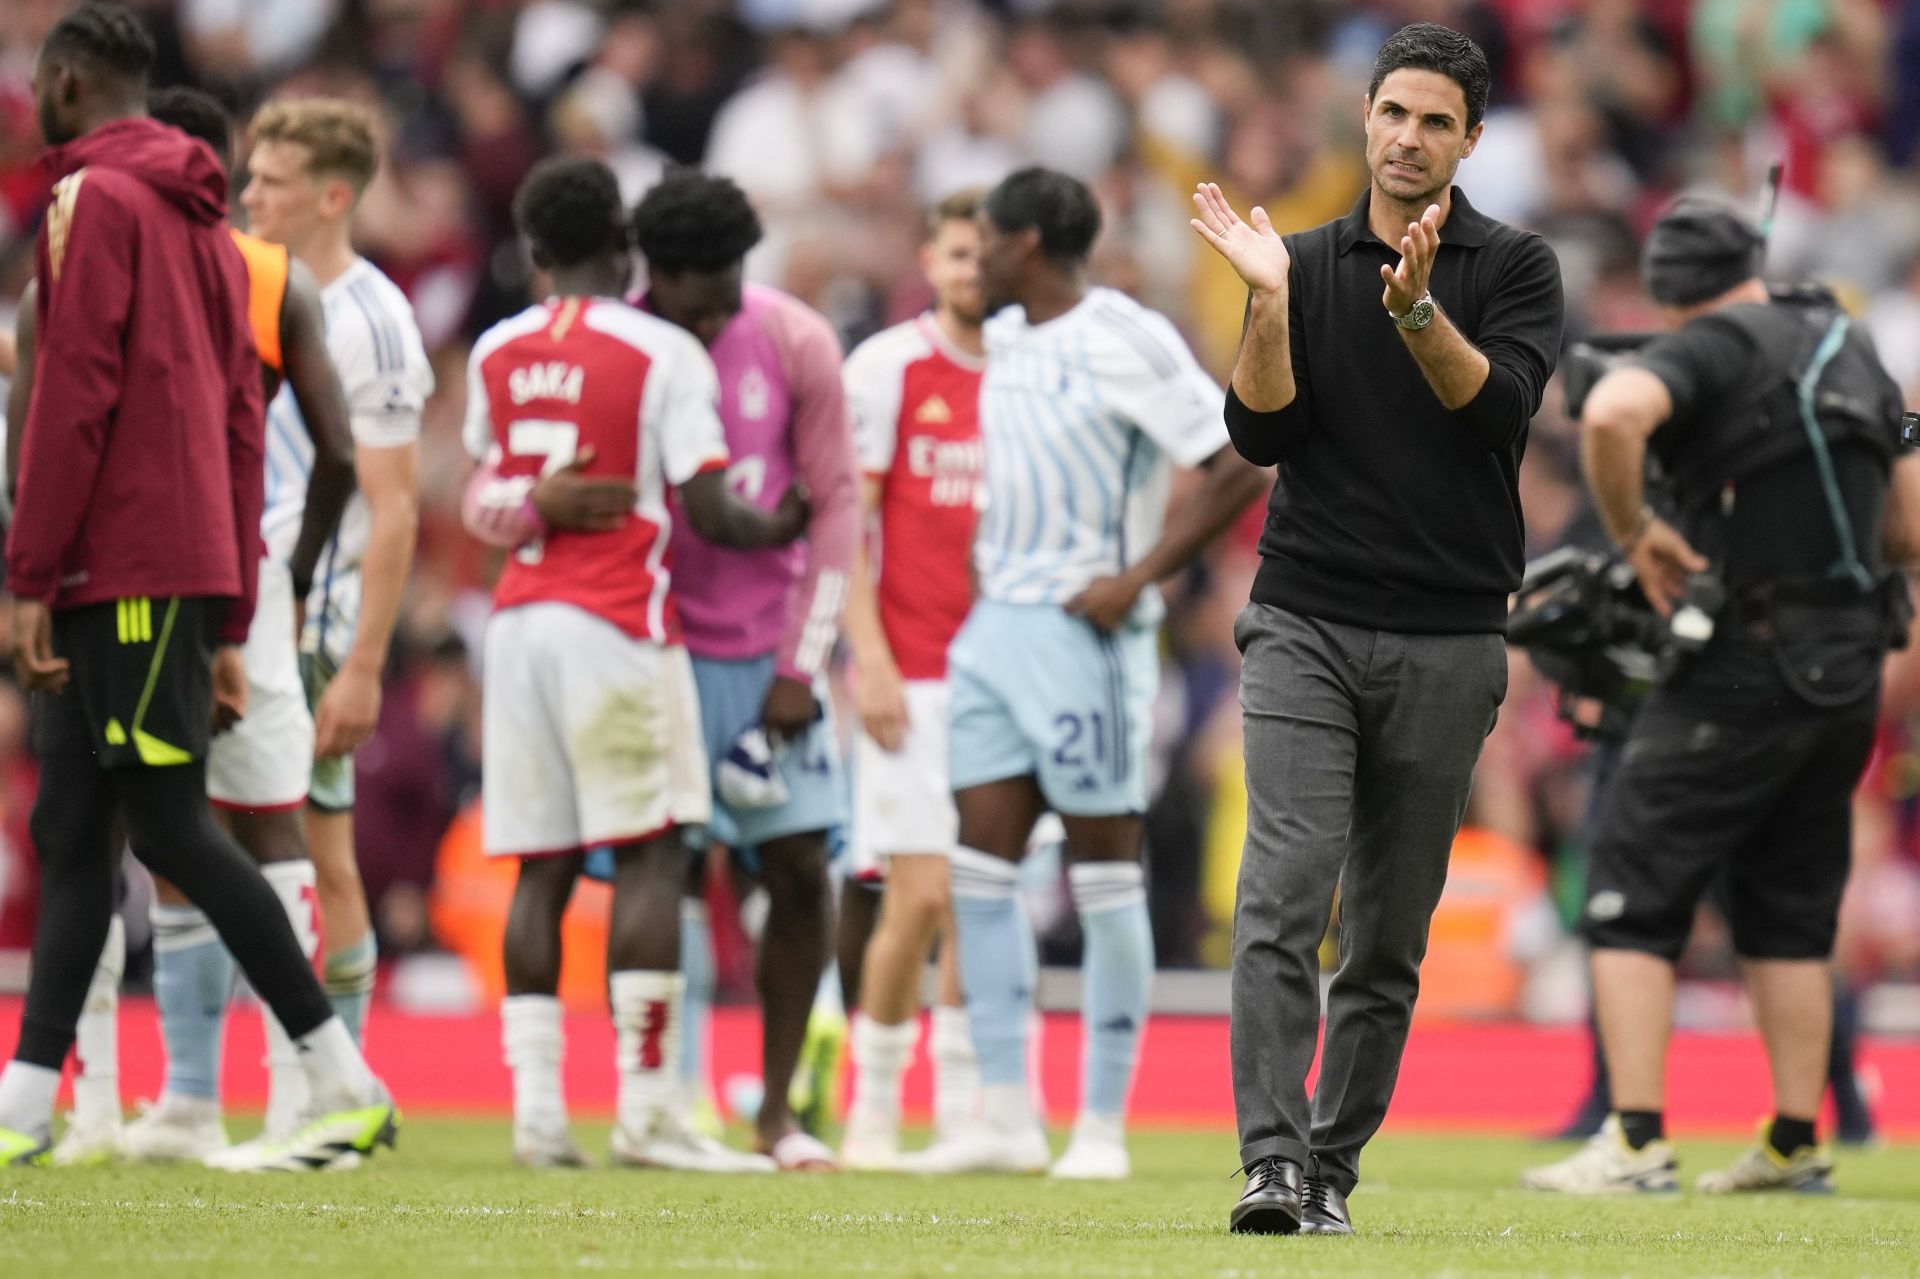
[1452,368,1526,451]
[3,570,56,602]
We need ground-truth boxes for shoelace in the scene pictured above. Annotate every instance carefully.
[1302,1178,1332,1213]
[1237,1155,1287,1186]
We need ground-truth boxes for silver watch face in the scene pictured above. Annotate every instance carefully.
[1397,296,1435,330]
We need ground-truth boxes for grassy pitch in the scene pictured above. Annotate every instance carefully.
[4,1121,1919,1277]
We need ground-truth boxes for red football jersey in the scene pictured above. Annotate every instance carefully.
[463,297,729,642]
[843,314,985,680]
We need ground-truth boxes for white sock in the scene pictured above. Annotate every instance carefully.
[1028,1010,1048,1123]
[982,1081,1036,1137]
[930,1004,979,1138]
[295,1017,377,1111]
[262,1016,309,1140]
[612,970,683,1134]
[0,1061,62,1139]
[501,995,568,1136]
[262,862,320,1136]
[848,1013,917,1122]
[72,913,126,1130]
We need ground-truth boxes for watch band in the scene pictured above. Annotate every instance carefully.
[1392,293,1435,331]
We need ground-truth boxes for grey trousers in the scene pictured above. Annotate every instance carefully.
[1230,602,1507,1192]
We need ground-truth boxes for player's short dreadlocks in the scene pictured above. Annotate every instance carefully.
[149,86,234,167]
[513,156,626,269]
[41,3,156,82]
[630,167,763,276]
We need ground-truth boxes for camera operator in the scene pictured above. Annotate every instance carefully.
[1524,197,1920,1196]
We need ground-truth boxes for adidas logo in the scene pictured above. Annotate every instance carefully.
[915,394,952,424]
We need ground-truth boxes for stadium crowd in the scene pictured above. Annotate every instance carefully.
[0,0,1918,1028]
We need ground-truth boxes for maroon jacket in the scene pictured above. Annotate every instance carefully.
[5,117,263,645]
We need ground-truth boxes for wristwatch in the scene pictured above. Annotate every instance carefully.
[1392,292,1435,331]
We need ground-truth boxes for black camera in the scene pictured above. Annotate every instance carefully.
[1506,547,1666,738]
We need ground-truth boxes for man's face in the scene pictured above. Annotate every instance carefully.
[648,262,745,347]
[924,216,984,325]
[974,210,1027,313]
[1363,68,1482,207]
[241,140,333,249]
[32,55,80,146]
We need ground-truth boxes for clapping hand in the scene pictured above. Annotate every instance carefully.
[1381,204,1441,317]
[1189,183,1291,296]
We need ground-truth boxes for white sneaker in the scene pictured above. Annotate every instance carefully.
[50,1113,124,1167]
[1522,1115,1678,1194]
[211,1086,398,1173]
[897,1124,1050,1175]
[610,1111,776,1173]
[513,1125,590,1169]
[122,1096,228,1164]
[1049,1117,1129,1181]
[838,1107,900,1172]
[1696,1139,1835,1194]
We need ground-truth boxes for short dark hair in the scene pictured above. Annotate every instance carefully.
[1367,22,1490,134]
[149,86,233,165]
[514,156,626,268]
[41,4,155,82]
[926,186,986,239]
[630,167,763,276]
[983,167,1101,266]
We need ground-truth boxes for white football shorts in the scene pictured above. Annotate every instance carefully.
[849,679,958,879]
[208,557,314,811]
[482,602,710,857]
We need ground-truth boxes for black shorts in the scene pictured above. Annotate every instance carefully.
[30,596,222,768]
[1580,661,1876,962]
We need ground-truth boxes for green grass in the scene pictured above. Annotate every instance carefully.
[5,1121,1920,1277]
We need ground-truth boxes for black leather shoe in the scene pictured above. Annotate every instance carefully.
[1230,1157,1303,1235]
[1300,1177,1354,1235]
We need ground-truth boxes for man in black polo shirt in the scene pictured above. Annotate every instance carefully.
[1192,23,1563,1235]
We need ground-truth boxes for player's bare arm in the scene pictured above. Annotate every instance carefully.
[1066,447,1271,632]
[1190,183,1296,412]
[1382,204,1490,409]
[315,439,415,758]
[530,446,639,532]
[677,468,809,548]
[843,475,908,752]
[280,257,356,620]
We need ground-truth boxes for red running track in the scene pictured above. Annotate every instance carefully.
[5,998,1913,1138]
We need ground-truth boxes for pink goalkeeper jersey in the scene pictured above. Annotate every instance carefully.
[641,284,858,679]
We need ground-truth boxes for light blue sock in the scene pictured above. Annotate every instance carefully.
[151,904,234,1101]
[1069,861,1153,1119]
[324,933,377,1046]
[950,847,1035,1090]
[678,898,714,1093]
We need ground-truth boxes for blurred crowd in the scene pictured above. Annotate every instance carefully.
[2,0,1920,1021]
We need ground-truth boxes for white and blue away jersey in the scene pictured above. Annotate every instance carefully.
[975,287,1226,613]
[263,256,432,570]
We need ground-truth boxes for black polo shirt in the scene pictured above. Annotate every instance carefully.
[1226,187,1564,633]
